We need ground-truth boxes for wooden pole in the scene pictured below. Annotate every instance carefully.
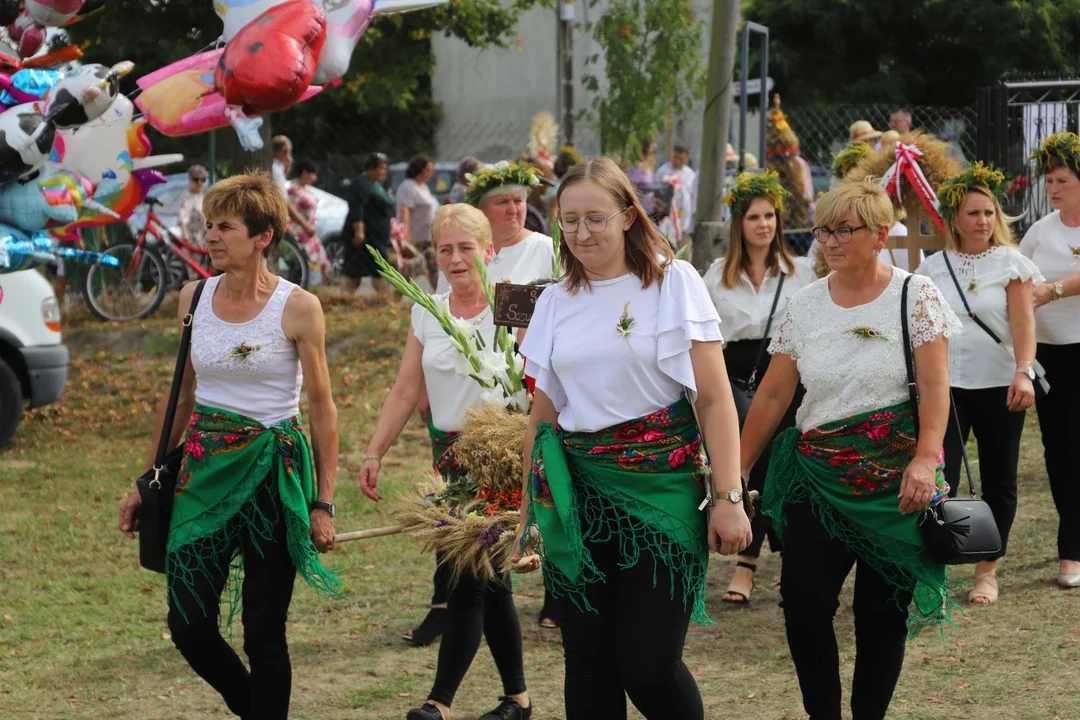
[334,524,406,544]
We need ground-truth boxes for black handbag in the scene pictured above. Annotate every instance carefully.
[900,275,1002,565]
[730,271,785,426]
[940,251,1049,398]
[135,280,207,573]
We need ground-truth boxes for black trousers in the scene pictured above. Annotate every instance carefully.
[1034,342,1080,561]
[943,386,1026,560]
[428,571,527,707]
[167,481,297,719]
[724,339,802,557]
[780,503,911,720]
[560,538,703,720]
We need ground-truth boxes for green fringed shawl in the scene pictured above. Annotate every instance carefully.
[166,404,342,628]
[427,418,462,483]
[524,398,712,625]
[763,401,956,635]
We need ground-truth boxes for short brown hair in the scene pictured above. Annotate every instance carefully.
[203,173,288,257]
[555,156,673,293]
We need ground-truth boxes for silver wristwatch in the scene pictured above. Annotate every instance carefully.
[1053,282,1065,299]
[1018,366,1036,381]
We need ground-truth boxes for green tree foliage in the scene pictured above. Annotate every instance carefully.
[581,0,705,163]
[64,0,552,178]
[743,0,1080,106]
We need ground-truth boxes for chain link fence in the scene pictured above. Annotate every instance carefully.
[783,104,978,171]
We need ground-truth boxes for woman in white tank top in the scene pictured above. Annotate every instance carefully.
[118,174,341,719]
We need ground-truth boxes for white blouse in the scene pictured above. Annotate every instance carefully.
[411,293,495,432]
[915,246,1043,389]
[1019,211,1080,345]
[702,256,816,342]
[521,260,723,433]
[770,268,963,431]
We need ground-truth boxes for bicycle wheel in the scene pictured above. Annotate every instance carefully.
[269,237,310,289]
[84,243,168,322]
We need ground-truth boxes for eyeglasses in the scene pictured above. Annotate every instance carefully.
[190,177,207,184]
[812,225,867,244]
[557,208,627,235]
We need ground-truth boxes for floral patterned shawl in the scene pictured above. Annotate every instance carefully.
[524,398,712,625]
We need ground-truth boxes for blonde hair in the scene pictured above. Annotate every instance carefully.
[721,199,795,289]
[432,203,493,250]
[202,172,288,256]
[814,180,895,235]
[556,156,674,294]
[943,187,1018,251]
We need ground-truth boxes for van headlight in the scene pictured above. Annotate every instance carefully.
[42,296,61,332]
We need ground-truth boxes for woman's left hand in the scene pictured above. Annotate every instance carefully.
[310,510,335,552]
[1006,373,1036,411]
[1032,282,1055,310]
[898,456,938,514]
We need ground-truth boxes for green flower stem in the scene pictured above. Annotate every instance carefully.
[551,220,561,279]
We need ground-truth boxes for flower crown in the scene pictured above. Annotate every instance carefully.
[724,170,791,215]
[464,161,541,207]
[938,162,1007,221]
[831,142,872,180]
[1030,132,1080,177]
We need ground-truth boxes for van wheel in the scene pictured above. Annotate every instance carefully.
[0,358,23,451]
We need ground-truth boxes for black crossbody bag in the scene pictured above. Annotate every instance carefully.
[135,280,207,573]
[900,275,1002,565]
[940,251,1049,398]
[730,272,785,426]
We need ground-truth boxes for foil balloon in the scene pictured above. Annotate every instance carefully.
[39,61,133,128]
[0,69,62,107]
[0,103,56,183]
[8,12,47,58]
[0,167,118,231]
[48,95,181,238]
[25,0,86,26]
[214,0,285,42]
[135,49,324,139]
[0,228,119,273]
[215,0,326,115]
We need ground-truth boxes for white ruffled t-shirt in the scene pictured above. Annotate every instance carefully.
[770,268,963,431]
[411,292,495,432]
[915,246,1044,389]
[702,256,816,343]
[521,260,723,433]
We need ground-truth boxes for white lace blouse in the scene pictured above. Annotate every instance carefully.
[769,268,963,431]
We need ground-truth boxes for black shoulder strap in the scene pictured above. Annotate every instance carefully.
[941,251,1002,344]
[153,280,207,468]
[748,271,786,389]
[901,273,977,498]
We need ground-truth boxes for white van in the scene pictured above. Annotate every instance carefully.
[0,270,68,449]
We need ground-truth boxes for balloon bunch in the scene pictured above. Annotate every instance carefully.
[1,1,106,60]
[137,0,448,151]
[0,60,182,273]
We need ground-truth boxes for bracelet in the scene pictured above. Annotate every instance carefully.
[363,455,382,466]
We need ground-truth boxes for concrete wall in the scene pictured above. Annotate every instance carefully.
[431,1,733,168]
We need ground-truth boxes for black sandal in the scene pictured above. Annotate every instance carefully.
[722,561,757,605]
[402,607,446,647]
[537,591,562,629]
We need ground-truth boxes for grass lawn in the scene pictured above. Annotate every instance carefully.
[1,290,1078,719]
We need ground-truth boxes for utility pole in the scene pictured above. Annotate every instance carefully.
[691,0,740,268]
[557,0,575,145]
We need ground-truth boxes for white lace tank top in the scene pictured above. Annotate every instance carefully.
[191,275,303,426]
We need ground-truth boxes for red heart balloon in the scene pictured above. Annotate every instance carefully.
[215,0,327,115]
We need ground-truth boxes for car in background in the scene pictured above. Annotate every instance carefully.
[386,161,458,205]
[0,270,68,450]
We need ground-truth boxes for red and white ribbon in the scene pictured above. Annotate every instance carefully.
[879,142,945,235]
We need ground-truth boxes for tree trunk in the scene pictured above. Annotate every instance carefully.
[691,0,740,270]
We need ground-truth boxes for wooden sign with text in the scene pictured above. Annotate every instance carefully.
[493,283,547,329]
